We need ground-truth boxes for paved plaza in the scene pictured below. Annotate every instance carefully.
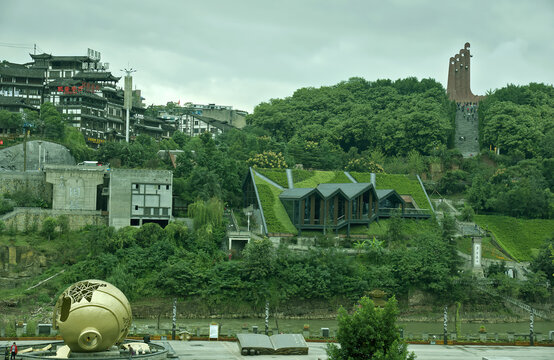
[163,341,554,360]
[3,340,553,360]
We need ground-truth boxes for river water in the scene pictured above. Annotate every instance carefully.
[131,318,554,339]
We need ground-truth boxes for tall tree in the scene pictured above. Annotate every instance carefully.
[327,296,415,360]
[41,102,65,140]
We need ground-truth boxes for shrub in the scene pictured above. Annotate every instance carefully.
[327,296,415,360]
[460,204,475,222]
[247,151,287,169]
[41,217,57,240]
[345,157,385,173]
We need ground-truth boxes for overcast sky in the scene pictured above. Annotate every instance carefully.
[1,0,553,112]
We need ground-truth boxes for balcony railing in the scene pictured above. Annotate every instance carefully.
[379,207,432,218]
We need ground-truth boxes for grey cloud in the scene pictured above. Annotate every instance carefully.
[1,0,552,112]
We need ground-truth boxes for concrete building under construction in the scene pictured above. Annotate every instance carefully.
[1,163,173,230]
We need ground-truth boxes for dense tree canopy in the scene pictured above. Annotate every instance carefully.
[248,77,455,157]
[479,83,554,158]
[0,110,23,130]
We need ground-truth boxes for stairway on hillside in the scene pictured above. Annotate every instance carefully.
[454,104,479,158]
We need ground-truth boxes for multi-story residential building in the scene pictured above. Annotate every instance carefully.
[0,51,164,146]
[1,51,249,144]
[178,113,232,137]
[182,102,247,129]
[0,61,44,108]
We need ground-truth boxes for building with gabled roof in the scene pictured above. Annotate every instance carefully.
[243,168,432,237]
[279,182,378,235]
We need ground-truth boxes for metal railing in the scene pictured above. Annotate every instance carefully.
[378,208,432,218]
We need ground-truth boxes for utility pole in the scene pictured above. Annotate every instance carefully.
[38,140,42,170]
[265,301,269,335]
[22,113,29,171]
[121,67,136,142]
[172,298,177,340]
[529,310,534,346]
[443,305,448,345]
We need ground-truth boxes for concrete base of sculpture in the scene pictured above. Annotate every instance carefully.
[16,341,168,360]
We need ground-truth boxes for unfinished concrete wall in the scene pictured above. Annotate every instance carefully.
[108,169,173,229]
[200,108,247,129]
[45,165,105,210]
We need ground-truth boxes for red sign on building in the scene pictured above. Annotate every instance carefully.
[57,82,100,94]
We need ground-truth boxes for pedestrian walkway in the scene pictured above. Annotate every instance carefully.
[455,102,479,158]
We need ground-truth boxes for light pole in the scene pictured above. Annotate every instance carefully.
[121,67,136,142]
[38,140,42,170]
[247,210,252,232]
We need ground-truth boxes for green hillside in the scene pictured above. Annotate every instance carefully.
[474,215,554,261]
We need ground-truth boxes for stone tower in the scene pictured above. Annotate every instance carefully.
[447,42,483,103]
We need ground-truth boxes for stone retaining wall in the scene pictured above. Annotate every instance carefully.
[1,207,107,232]
[0,171,51,202]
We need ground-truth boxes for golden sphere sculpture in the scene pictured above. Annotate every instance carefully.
[53,280,132,352]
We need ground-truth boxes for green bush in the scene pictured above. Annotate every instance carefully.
[37,292,51,303]
[0,196,14,215]
[41,217,57,240]
[26,320,37,336]
[460,204,475,222]
[5,190,48,208]
[327,296,414,360]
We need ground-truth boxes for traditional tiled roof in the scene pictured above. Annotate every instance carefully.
[143,116,163,124]
[135,123,163,132]
[46,78,82,87]
[0,95,29,106]
[0,63,44,78]
[73,71,120,82]
[30,53,90,62]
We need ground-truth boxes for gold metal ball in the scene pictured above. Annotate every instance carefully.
[53,280,132,352]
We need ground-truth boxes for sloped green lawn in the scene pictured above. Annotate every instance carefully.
[294,170,340,187]
[330,171,352,183]
[351,172,431,210]
[474,215,554,262]
[456,236,511,261]
[255,168,289,188]
[254,175,297,234]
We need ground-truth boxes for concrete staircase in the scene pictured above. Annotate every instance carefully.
[454,104,479,158]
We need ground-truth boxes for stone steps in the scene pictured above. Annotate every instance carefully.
[454,106,479,158]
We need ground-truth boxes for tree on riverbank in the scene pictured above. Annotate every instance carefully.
[326,296,415,360]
